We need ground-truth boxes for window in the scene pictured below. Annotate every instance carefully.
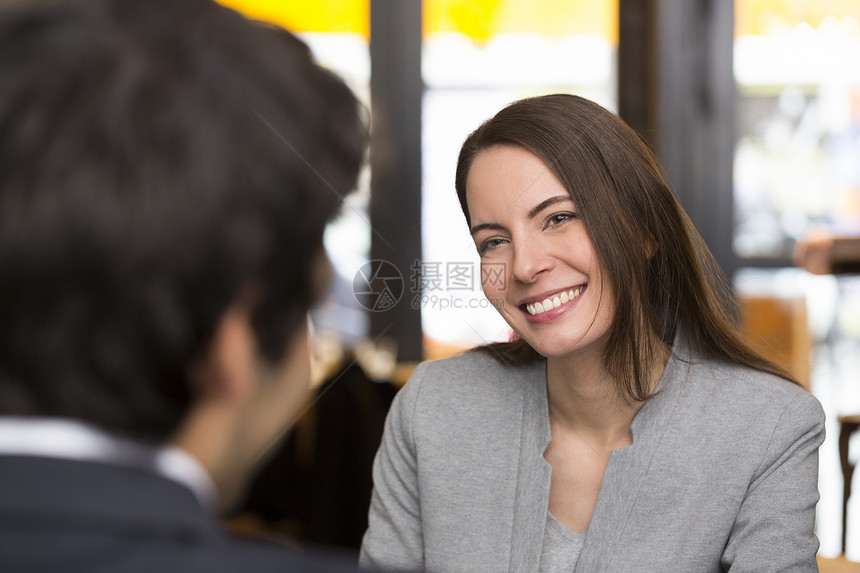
[421,0,619,349]
[734,0,860,259]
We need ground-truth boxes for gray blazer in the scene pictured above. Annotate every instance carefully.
[360,336,825,572]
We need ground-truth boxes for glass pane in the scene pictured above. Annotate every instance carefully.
[734,1,860,259]
[421,0,618,353]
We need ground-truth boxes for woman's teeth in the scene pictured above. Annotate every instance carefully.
[526,287,583,316]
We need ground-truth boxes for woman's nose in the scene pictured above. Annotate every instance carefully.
[511,238,554,285]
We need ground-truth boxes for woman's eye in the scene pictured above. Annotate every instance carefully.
[545,212,577,228]
[478,237,506,255]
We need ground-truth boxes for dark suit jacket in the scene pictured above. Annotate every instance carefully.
[0,455,359,572]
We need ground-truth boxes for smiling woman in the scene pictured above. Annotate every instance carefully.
[454,94,797,404]
[360,94,826,572]
[465,145,615,363]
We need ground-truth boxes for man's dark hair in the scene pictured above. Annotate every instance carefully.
[0,0,367,441]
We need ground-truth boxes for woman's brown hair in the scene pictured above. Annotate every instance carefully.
[455,94,798,402]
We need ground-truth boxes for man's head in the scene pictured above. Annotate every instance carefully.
[0,0,366,503]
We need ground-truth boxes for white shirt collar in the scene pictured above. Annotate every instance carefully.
[0,417,218,512]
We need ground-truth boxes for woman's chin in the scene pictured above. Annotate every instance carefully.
[515,338,565,359]
[516,330,609,361]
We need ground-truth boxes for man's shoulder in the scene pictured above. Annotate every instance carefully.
[0,455,360,572]
[0,529,359,573]
[154,535,359,573]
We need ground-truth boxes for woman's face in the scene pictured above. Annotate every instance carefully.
[466,145,615,360]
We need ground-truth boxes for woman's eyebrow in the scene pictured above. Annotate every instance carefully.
[470,195,573,235]
[528,195,573,218]
[469,222,505,236]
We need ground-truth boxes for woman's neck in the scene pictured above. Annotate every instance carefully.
[545,341,669,446]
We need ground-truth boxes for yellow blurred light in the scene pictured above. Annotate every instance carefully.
[425,0,617,43]
[218,0,616,44]
[737,0,860,36]
[217,0,369,37]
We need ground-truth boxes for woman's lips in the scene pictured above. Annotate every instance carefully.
[524,285,586,316]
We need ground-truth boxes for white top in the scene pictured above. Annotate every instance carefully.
[539,512,585,572]
[0,417,217,511]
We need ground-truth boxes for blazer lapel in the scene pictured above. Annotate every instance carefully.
[507,360,553,573]
[575,338,692,572]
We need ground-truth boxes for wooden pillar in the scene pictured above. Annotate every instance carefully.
[368,0,424,361]
[619,0,736,276]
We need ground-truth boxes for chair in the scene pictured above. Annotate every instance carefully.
[839,415,860,555]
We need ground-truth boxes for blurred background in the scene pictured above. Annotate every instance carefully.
[216,0,860,565]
